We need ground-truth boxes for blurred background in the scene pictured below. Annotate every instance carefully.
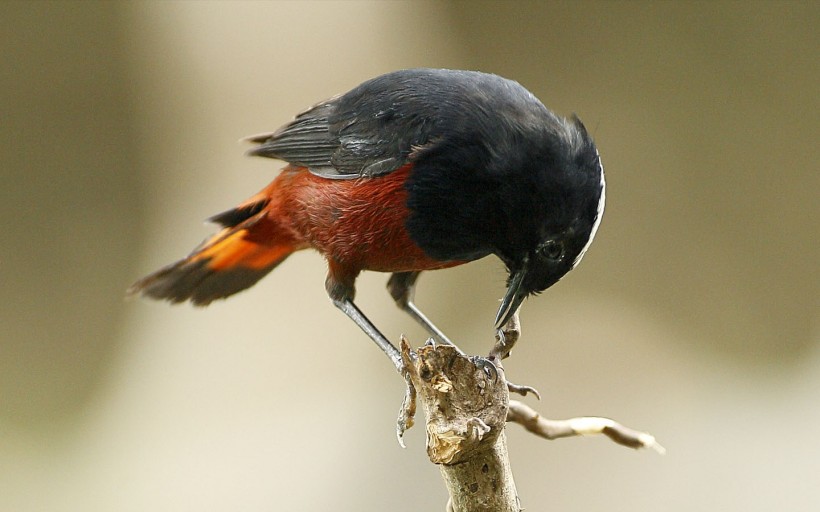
[1,1,817,510]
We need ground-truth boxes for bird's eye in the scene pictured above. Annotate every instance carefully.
[537,240,564,261]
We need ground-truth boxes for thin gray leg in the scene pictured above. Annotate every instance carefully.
[332,297,403,371]
[387,271,455,346]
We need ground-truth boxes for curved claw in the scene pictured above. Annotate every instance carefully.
[471,356,499,382]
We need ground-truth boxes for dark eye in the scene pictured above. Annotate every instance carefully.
[537,240,564,261]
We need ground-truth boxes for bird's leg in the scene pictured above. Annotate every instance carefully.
[387,271,457,347]
[327,264,403,371]
[331,298,403,371]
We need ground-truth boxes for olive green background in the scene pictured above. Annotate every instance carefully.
[1,1,817,510]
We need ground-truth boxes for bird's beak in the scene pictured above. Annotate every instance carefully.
[495,260,528,329]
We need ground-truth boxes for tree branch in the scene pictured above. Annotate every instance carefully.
[395,315,664,511]
[399,339,518,511]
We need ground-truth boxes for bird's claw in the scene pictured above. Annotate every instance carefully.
[471,356,499,382]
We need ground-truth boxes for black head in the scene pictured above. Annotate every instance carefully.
[494,115,605,328]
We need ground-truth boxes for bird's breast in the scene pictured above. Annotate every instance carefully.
[277,164,463,273]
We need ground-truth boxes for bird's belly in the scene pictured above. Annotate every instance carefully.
[280,165,464,273]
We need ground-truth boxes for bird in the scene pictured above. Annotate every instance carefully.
[128,68,606,371]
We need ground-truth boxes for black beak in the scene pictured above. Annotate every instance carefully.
[495,259,528,329]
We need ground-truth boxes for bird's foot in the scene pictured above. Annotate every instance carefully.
[470,356,499,382]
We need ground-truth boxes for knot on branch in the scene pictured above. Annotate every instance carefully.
[400,339,509,465]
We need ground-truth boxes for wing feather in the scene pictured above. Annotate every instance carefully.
[244,69,547,180]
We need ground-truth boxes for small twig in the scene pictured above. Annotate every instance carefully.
[396,348,417,447]
[489,310,520,361]
[506,381,541,400]
[489,312,541,401]
[507,400,666,454]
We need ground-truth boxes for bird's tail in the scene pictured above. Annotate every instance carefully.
[129,193,298,306]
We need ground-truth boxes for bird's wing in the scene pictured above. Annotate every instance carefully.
[245,69,513,179]
[244,99,356,177]
[246,96,417,179]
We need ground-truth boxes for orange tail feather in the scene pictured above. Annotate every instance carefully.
[129,198,297,306]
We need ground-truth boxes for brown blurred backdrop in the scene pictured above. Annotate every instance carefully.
[1,1,817,510]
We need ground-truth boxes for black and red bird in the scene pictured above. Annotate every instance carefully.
[129,69,605,370]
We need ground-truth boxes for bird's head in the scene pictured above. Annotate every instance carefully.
[494,115,605,328]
